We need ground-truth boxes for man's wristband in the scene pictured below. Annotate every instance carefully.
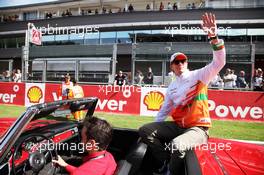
[211,39,224,51]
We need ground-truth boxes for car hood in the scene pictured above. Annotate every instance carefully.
[195,138,264,175]
[215,138,264,175]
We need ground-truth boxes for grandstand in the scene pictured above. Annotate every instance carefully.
[0,0,263,88]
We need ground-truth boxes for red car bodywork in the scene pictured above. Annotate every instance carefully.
[195,138,264,175]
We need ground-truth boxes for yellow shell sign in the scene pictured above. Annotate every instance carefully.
[27,86,43,103]
[143,91,164,111]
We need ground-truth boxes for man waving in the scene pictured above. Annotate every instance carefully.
[139,13,226,175]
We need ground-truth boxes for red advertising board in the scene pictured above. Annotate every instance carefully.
[208,90,264,122]
[0,82,25,106]
[85,85,141,114]
[45,83,62,102]
[44,84,141,115]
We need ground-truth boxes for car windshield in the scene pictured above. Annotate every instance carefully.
[0,108,77,141]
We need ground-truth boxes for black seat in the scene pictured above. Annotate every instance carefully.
[115,160,132,175]
[115,142,147,175]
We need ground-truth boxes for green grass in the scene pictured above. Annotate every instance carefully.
[96,112,264,141]
[209,120,264,141]
[0,105,264,141]
[0,104,26,118]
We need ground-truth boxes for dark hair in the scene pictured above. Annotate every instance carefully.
[83,116,112,150]
[72,78,76,85]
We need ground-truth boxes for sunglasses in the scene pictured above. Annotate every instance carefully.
[172,59,187,65]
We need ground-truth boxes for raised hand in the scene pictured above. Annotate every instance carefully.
[201,13,217,37]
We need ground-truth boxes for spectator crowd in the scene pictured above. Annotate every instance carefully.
[1,1,202,22]
[1,69,22,82]
[113,66,263,92]
[114,67,154,86]
[209,67,263,91]
[0,66,263,92]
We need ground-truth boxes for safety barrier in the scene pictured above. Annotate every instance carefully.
[0,82,263,122]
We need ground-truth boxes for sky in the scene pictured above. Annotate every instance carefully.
[0,0,58,8]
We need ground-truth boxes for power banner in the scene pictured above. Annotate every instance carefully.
[44,84,141,114]
[0,82,25,106]
[85,85,141,114]
[208,90,263,122]
[140,87,264,122]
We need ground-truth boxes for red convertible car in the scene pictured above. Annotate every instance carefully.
[0,97,263,175]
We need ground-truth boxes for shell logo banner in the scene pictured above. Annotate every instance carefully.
[140,87,167,116]
[143,91,165,111]
[25,83,45,107]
